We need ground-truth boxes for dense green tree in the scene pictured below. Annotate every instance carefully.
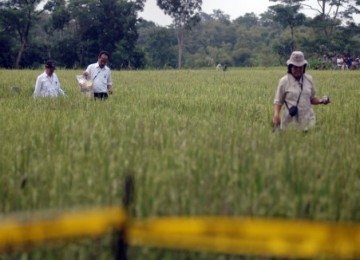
[0,16,16,68]
[44,0,71,31]
[0,0,45,67]
[210,9,231,24]
[233,19,275,66]
[298,0,360,21]
[19,40,49,68]
[0,32,15,68]
[185,10,237,67]
[234,12,259,28]
[271,0,360,38]
[67,0,145,68]
[157,0,202,68]
[52,38,80,68]
[136,19,177,68]
[146,28,177,68]
[269,4,306,51]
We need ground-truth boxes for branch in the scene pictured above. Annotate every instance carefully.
[301,3,322,15]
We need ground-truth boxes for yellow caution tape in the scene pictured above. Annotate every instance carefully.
[0,207,127,252]
[127,217,360,258]
[1,208,360,258]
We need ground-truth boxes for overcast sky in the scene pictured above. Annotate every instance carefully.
[139,0,307,26]
[139,0,359,26]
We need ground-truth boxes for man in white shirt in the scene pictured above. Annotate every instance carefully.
[33,60,65,98]
[83,51,113,100]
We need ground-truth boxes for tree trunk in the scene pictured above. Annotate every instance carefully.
[15,40,27,68]
[290,26,295,52]
[176,26,184,69]
[15,19,31,68]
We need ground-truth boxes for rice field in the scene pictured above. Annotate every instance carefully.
[0,67,360,259]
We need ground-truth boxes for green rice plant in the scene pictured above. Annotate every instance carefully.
[0,68,359,259]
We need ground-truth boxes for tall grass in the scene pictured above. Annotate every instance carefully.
[1,68,360,259]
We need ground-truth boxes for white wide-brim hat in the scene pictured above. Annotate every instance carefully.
[286,51,308,66]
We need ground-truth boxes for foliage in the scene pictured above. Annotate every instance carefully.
[19,40,49,68]
[272,0,360,40]
[140,26,177,68]
[307,57,333,70]
[44,0,71,31]
[270,0,360,22]
[157,0,203,68]
[66,0,145,69]
[0,0,45,68]
[0,32,15,68]
[52,38,81,68]
[0,0,145,69]
[269,3,306,51]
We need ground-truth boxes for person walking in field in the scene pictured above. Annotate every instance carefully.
[83,50,113,100]
[33,60,65,98]
[272,51,330,131]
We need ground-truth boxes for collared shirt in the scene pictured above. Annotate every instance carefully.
[85,62,112,93]
[33,72,65,98]
[274,73,316,129]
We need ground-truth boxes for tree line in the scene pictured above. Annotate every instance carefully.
[0,0,359,69]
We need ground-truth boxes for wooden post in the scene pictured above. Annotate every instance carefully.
[114,175,134,260]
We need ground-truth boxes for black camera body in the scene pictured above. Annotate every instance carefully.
[289,106,298,117]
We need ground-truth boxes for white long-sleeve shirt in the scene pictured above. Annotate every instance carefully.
[33,72,65,98]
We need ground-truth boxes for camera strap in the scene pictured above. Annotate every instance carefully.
[92,70,101,81]
[285,76,303,111]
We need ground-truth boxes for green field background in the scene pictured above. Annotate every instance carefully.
[1,68,360,259]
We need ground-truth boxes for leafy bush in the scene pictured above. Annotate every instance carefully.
[308,57,333,70]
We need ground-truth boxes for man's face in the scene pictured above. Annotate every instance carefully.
[98,54,108,68]
[46,67,55,76]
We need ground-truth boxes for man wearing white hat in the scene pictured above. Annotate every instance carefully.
[273,51,330,130]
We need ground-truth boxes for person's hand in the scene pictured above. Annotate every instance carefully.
[108,89,113,95]
[83,71,89,77]
[273,114,281,127]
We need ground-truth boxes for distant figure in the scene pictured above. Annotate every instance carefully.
[320,54,330,70]
[11,86,21,94]
[222,63,228,71]
[273,51,330,131]
[33,60,65,98]
[350,58,360,70]
[216,63,222,70]
[336,56,345,70]
[83,50,113,100]
[346,56,352,68]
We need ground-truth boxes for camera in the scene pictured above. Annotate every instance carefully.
[320,96,331,104]
[289,106,298,117]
